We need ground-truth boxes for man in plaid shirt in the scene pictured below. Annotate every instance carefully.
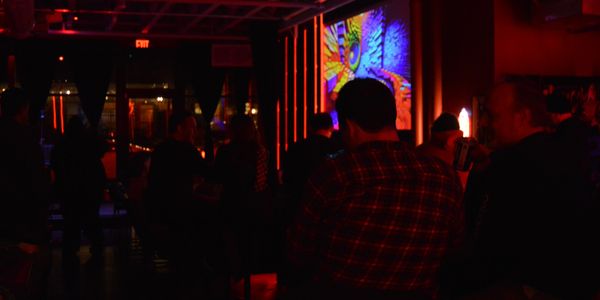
[287,78,464,300]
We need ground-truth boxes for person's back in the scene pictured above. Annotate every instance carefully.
[52,116,107,263]
[146,111,207,298]
[302,142,462,293]
[147,112,206,226]
[545,94,599,297]
[54,119,107,203]
[283,113,335,222]
[288,79,464,299]
[215,115,269,225]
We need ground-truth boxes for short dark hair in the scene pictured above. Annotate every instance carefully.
[431,113,460,133]
[169,111,194,134]
[546,91,571,114]
[336,78,396,132]
[508,82,551,128]
[0,88,29,118]
[310,113,333,132]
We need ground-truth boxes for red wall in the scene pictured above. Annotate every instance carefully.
[494,0,600,79]
[441,0,494,119]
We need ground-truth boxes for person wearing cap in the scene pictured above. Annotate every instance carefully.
[416,112,464,167]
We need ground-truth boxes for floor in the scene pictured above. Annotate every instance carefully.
[46,203,279,300]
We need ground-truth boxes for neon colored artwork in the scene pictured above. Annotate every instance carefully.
[324,4,411,130]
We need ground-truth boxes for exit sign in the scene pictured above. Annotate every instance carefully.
[135,39,150,48]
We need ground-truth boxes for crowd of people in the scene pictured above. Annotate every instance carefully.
[0,76,599,300]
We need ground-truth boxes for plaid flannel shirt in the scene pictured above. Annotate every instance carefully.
[288,141,464,294]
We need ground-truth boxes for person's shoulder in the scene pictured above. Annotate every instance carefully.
[414,153,453,173]
[152,140,169,152]
[151,140,178,157]
[308,150,349,179]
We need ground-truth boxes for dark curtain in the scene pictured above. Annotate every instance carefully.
[232,70,250,115]
[0,39,9,85]
[16,40,56,125]
[185,44,225,162]
[250,24,280,183]
[70,42,114,128]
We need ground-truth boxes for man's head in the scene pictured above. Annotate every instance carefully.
[0,88,30,124]
[336,78,398,147]
[546,91,572,125]
[310,113,333,138]
[488,82,549,147]
[430,112,463,151]
[169,111,197,144]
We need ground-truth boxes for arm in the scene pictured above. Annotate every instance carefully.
[287,159,342,278]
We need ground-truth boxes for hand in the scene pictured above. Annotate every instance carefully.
[469,141,492,172]
[17,242,39,255]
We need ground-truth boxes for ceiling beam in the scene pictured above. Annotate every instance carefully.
[282,6,311,21]
[179,3,219,34]
[107,0,127,31]
[280,0,355,32]
[125,0,316,9]
[46,29,249,41]
[141,0,174,33]
[33,8,279,20]
[219,6,263,33]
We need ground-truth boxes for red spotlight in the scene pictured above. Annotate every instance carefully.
[73,16,79,21]
[58,56,64,62]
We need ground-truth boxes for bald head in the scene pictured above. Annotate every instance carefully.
[488,82,549,147]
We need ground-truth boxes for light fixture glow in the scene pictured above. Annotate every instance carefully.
[459,108,470,138]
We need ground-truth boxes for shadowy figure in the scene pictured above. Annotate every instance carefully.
[282,113,335,224]
[52,116,107,267]
[214,114,271,297]
[0,88,50,300]
[457,82,600,299]
[280,113,335,286]
[146,111,208,298]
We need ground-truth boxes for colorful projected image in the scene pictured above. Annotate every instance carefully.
[324,2,411,129]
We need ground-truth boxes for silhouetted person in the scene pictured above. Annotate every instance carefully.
[462,82,599,299]
[547,91,595,179]
[283,112,335,223]
[52,116,107,266]
[0,88,50,299]
[280,113,335,286]
[287,78,464,300]
[416,112,463,166]
[146,111,207,297]
[214,114,270,297]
